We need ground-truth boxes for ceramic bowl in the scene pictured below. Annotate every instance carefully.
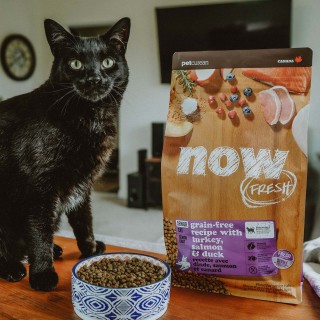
[72,252,171,320]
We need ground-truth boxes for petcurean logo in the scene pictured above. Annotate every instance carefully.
[277,56,303,64]
[181,60,209,67]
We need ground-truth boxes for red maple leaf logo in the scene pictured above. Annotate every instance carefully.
[295,56,303,63]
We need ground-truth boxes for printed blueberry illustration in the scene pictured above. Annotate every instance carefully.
[243,87,253,96]
[242,106,252,115]
[226,73,235,80]
[230,94,239,102]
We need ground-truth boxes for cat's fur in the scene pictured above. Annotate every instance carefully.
[0,17,130,291]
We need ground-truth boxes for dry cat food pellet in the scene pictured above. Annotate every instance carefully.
[162,48,312,304]
[77,258,165,288]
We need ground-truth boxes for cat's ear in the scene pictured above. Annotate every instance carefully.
[102,17,130,53]
[44,19,75,56]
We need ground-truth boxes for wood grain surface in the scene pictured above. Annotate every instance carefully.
[0,236,319,319]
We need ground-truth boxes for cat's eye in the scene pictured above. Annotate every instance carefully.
[102,57,115,69]
[69,59,83,70]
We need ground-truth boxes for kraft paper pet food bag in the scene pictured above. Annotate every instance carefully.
[162,48,313,304]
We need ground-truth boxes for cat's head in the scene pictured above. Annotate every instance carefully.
[44,18,130,103]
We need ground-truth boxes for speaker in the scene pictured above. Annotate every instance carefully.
[138,149,147,174]
[127,172,145,208]
[152,123,165,158]
[145,160,162,207]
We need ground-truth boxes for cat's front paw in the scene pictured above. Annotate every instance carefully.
[95,241,106,254]
[79,241,106,259]
[53,243,63,260]
[29,269,58,291]
[0,260,26,282]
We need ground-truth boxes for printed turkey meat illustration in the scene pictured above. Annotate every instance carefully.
[258,86,295,126]
[273,86,295,125]
[258,89,281,125]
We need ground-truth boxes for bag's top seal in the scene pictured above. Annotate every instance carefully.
[172,48,313,69]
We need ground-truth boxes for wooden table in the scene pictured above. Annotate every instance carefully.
[0,236,319,320]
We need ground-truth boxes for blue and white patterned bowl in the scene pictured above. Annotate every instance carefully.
[72,253,171,320]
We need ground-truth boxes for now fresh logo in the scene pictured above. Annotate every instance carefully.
[176,146,297,209]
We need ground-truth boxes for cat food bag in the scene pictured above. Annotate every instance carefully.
[162,48,312,304]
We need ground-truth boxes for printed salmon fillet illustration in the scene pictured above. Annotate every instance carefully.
[242,67,311,94]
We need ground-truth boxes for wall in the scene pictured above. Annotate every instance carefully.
[291,0,320,166]
[0,0,47,98]
[0,0,320,200]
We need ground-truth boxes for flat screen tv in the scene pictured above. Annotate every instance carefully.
[156,0,292,83]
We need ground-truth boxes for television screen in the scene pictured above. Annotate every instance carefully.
[156,0,292,83]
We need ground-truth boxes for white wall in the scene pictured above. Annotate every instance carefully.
[291,0,320,166]
[1,0,320,200]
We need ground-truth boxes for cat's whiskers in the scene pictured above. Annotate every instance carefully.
[109,84,126,103]
[46,86,74,94]
[107,92,118,106]
[47,87,76,113]
[60,92,78,117]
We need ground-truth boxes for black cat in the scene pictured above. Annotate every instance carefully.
[0,17,130,291]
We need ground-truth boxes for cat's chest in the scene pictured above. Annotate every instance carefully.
[65,129,115,176]
[90,138,114,179]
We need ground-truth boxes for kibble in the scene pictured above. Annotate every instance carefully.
[163,218,228,295]
[77,257,165,288]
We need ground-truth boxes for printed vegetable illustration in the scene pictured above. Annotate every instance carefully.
[165,121,193,137]
[174,70,197,96]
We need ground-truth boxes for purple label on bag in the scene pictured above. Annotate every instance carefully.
[175,220,278,276]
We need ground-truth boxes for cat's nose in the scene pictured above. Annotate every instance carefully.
[88,76,101,84]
